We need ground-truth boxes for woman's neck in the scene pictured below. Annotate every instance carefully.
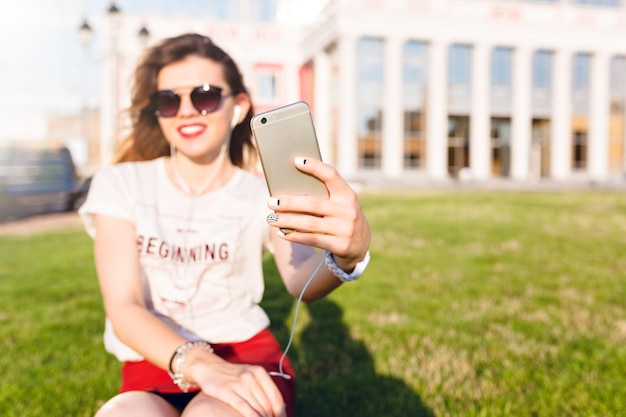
[168,149,234,196]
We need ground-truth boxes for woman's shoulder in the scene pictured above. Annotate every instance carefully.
[95,158,163,182]
[219,168,268,208]
[234,169,268,196]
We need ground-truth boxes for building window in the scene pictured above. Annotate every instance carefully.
[572,53,591,115]
[448,44,472,113]
[449,44,471,86]
[572,130,588,170]
[204,0,237,19]
[572,53,591,171]
[491,117,511,177]
[402,40,428,169]
[574,0,621,6]
[610,55,626,174]
[491,47,513,113]
[250,0,277,22]
[532,50,553,117]
[253,64,283,109]
[356,37,384,169]
[448,116,470,177]
[532,118,552,178]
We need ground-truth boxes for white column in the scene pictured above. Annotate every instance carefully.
[313,51,333,164]
[470,42,491,180]
[550,49,572,180]
[382,36,404,179]
[511,45,532,180]
[426,39,449,180]
[588,51,611,181]
[336,34,358,179]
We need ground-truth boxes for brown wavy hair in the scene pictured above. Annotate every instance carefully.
[113,33,256,170]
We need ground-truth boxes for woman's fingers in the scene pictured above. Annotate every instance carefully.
[292,156,351,198]
[197,363,286,417]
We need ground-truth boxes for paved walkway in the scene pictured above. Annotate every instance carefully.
[0,211,83,235]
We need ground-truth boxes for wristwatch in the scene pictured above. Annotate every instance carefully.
[324,250,370,282]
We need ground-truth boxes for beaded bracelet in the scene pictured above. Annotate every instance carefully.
[167,340,213,392]
[324,250,370,282]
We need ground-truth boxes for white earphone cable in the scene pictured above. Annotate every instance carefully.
[268,251,326,380]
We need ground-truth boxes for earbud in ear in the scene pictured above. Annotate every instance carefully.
[231,105,242,128]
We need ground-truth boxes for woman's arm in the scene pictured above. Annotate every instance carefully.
[268,157,371,302]
[93,214,187,369]
[93,214,286,417]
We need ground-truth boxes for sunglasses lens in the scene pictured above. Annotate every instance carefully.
[190,87,222,114]
[153,91,180,117]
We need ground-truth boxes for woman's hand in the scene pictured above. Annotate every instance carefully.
[185,352,287,417]
[267,157,371,271]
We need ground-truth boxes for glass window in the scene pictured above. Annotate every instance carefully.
[356,37,384,169]
[609,55,626,173]
[448,116,470,177]
[402,40,428,169]
[204,0,236,19]
[572,53,591,170]
[448,44,472,113]
[250,0,277,22]
[491,117,511,177]
[491,47,513,113]
[574,0,621,6]
[448,44,471,86]
[253,64,283,104]
[532,50,552,89]
[572,52,591,115]
[532,50,553,116]
[492,47,512,87]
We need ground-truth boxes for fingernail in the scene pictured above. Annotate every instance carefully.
[268,197,280,207]
[267,213,278,223]
[277,229,286,238]
[294,156,307,166]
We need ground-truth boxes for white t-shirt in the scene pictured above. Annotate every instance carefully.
[79,157,273,362]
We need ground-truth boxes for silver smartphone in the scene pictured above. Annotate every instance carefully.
[250,101,329,200]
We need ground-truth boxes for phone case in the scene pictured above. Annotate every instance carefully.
[250,101,329,199]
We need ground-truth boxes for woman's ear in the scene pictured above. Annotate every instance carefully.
[231,94,252,128]
[231,105,242,128]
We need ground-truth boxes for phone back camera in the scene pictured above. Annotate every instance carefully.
[261,117,267,124]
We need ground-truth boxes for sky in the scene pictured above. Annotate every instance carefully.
[0,0,324,143]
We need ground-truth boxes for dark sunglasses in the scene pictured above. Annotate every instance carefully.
[150,83,231,118]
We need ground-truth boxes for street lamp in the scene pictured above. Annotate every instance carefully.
[78,18,94,171]
[78,19,92,46]
[108,2,120,15]
[138,25,151,47]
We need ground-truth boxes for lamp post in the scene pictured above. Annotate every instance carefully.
[78,18,93,171]
[138,25,151,47]
[79,2,151,166]
[101,1,121,165]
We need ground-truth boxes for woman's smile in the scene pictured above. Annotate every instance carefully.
[177,123,207,139]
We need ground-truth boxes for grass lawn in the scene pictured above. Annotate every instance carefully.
[1,190,625,416]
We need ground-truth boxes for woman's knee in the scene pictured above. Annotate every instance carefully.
[95,391,178,417]
[182,394,241,417]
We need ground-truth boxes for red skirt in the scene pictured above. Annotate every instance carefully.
[120,328,295,415]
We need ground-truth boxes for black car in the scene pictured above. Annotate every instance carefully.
[0,144,89,222]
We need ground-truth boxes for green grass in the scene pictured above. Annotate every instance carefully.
[2,190,626,416]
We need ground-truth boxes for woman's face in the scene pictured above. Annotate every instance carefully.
[155,55,246,163]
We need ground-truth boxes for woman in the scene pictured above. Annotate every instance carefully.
[79,33,371,417]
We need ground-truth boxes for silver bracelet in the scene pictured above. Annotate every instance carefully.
[324,250,370,282]
[167,340,213,393]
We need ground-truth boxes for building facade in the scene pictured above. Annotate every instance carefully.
[300,0,626,185]
[99,0,626,186]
